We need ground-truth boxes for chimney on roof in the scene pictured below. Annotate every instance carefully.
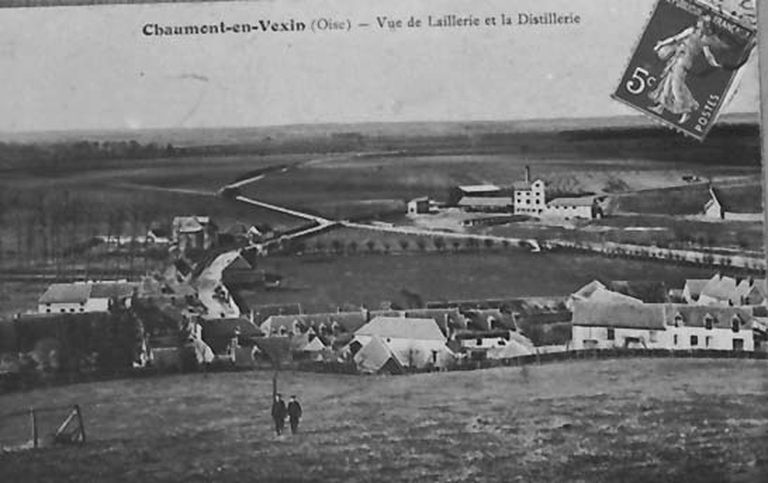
[525,166,531,184]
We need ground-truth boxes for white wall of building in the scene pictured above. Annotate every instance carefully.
[38,297,110,314]
[542,204,593,219]
[571,325,668,350]
[572,325,754,351]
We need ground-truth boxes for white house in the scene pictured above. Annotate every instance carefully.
[350,316,454,369]
[542,197,601,220]
[571,301,667,350]
[571,300,755,352]
[38,281,137,314]
[512,167,546,216]
[682,274,766,307]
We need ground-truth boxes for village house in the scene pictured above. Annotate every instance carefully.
[171,216,218,253]
[703,185,762,222]
[38,281,137,314]
[349,316,455,369]
[542,196,602,220]
[512,167,546,216]
[571,300,755,352]
[683,274,765,306]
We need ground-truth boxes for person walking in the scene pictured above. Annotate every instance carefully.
[271,393,287,436]
[287,395,303,435]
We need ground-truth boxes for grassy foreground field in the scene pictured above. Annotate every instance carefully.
[0,359,766,482]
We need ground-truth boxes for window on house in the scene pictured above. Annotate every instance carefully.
[649,331,658,343]
[46,309,51,313]
[607,328,615,340]
[476,338,483,346]
[60,309,65,313]
[731,316,740,333]
[704,315,714,330]
[673,334,678,345]
[674,314,683,327]
[705,336,712,348]
[690,335,698,346]
[498,340,506,346]
[733,339,744,351]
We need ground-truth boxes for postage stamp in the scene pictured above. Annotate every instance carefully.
[612,0,756,141]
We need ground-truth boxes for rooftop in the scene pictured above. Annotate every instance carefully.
[356,316,447,342]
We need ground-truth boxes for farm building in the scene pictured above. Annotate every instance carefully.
[457,184,502,197]
[453,329,534,360]
[512,166,546,216]
[353,335,405,374]
[571,301,756,352]
[38,281,137,314]
[457,196,513,213]
[703,186,762,221]
[571,301,667,350]
[683,274,766,306]
[349,316,454,369]
[407,197,431,215]
[542,197,601,220]
[172,216,219,253]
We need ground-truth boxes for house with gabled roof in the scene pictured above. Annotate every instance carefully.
[349,316,454,369]
[663,305,754,351]
[571,300,666,350]
[353,335,405,375]
[571,300,756,352]
[703,185,762,222]
[38,280,137,314]
[686,274,767,306]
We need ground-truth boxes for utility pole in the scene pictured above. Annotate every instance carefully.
[760,2,768,288]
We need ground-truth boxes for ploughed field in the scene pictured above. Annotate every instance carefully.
[0,359,766,482]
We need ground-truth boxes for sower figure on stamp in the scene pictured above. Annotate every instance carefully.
[271,393,287,436]
[287,395,303,435]
[647,14,731,124]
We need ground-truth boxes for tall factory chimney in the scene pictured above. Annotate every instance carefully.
[525,165,531,184]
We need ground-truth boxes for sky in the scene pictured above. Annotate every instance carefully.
[0,0,759,133]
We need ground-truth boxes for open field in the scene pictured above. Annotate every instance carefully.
[0,358,766,482]
[239,252,735,313]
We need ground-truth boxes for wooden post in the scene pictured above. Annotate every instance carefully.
[759,2,768,286]
[74,404,86,444]
[29,407,38,449]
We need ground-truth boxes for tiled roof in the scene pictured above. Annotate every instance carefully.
[458,184,501,193]
[572,301,665,329]
[664,305,752,329]
[355,316,447,342]
[548,197,595,207]
[89,281,137,300]
[39,283,91,304]
[262,312,367,335]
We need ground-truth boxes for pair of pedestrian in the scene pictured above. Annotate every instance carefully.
[271,393,302,436]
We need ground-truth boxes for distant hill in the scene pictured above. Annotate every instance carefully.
[0,113,758,148]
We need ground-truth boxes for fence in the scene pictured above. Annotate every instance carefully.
[0,404,85,452]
